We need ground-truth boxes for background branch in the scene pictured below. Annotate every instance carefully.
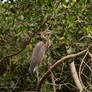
[36,44,92,92]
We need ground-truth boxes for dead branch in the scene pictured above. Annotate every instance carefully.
[50,72,56,92]
[70,62,83,92]
[65,45,83,91]
[48,61,56,92]
[78,51,88,91]
[36,44,92,92]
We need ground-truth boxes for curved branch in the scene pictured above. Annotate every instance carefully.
[36,44,92,92]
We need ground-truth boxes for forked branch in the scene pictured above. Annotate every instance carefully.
[36,44,92,92]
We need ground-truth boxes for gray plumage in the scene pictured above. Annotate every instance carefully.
[29,42,47,75]
[29,30,51,75]
[28,30,59,75]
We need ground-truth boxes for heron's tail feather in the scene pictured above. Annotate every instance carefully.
[29,67,34,76]
[29,63,38,76]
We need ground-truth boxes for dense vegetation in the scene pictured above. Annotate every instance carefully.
[0,0,92,92]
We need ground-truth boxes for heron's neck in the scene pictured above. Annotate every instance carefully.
[41,34,48,41]
[41,35,51,49]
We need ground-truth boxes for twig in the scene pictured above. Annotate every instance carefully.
[51,72,56,92]
[88,51,92,61]
[46,82,77,90]
[80,58,92,73]
[36,44,92,92]
[81,73,91,81]
[78,52,92,92]
[48,61,56,92]
[79,50,89,90]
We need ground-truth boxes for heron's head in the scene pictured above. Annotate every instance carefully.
[41,30,60,36]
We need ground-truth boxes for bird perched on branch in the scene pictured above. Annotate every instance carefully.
[29,29,59,75]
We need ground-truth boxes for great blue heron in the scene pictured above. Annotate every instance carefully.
[29,29,59,76]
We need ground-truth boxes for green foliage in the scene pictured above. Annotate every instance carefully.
[0,0,92,92]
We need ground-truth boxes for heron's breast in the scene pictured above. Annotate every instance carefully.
[31,42,45,63]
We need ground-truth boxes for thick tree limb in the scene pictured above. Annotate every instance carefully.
[65,45,83,91]
[36,44,92,92]
[70,62,83,92]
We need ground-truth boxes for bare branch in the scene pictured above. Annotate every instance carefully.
[88,51,92,61]
[36,44,92,92]
[79,51,89,90]
[66,45,83,92]
[48,61,56,92]
[70,62,83,91]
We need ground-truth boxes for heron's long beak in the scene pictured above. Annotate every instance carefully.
[46,30,61,34]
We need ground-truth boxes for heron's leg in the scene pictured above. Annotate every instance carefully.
[36,66,39,84]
